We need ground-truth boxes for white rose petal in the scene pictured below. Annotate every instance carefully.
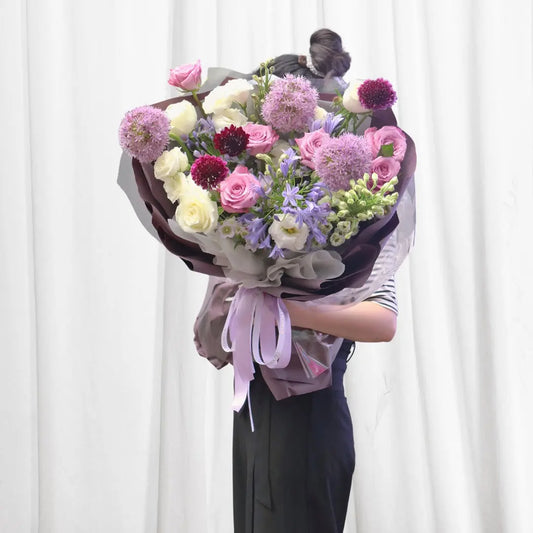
[222,78,254,106]
[268,214,309,251]
[175,182,218,234]
[342,80,368,114]
[202,85,232,115]
[212,108,248,132]
[154,147,189,180]
[162,172,188,203]
[166,100,198,137]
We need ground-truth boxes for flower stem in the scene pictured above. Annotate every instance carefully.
[191,90,206,118]
[169,133,194,161]
[352,112,373,133]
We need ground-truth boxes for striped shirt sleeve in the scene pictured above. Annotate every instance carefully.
[364,277,398,314]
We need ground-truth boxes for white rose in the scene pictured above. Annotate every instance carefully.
[268,214,309,251]
[212,108,248,132]
[166,100,198,137]
[342,80,368,113]
[175,182,218,233]
[154,147,189,180]
[202,85,232,114]
[162,172,188,203]
[222,78,254,106]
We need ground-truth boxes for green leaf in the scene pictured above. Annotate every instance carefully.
[380,143,394,157]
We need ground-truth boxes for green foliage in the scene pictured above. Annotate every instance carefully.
[321,173,399,246]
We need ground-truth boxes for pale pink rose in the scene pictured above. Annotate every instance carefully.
[370,156,401,188]
[295,129,331,169]
[243,123,279,156]
[364,126,407,161]
[219,166,261,213]
[168,60,202,91]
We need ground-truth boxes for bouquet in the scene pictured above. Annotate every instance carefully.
[118,60,416,411]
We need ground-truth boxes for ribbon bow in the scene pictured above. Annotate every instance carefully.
[221,287,292,413]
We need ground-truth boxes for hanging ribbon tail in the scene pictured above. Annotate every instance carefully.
[221,287,293,413]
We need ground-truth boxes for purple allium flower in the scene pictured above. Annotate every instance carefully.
[314,134,373,191]
[214,125,249,156]
[118,105,170,162]
[190,154,229,189]
[358,78,397,111]
[261,75,318,133]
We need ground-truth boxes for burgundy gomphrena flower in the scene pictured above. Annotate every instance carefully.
[118,105,170,162]
[190,154,229,189]
[314,134,373,191]
[358,78,397,111]
[214,125,250,156]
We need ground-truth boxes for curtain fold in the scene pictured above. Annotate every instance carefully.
[1,0,531,532]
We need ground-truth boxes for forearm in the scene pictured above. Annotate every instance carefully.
[284,300,397,342]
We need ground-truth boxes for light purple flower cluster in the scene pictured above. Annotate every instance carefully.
[240,177,330,258]
[314,134,373,191]
[118,106,170,163]
[261,75,318,133]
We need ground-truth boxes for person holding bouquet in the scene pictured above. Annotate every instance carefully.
[194,29,403,533]
[119,26,416,533]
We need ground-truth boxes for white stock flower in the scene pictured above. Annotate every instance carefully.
[268,214,309,251]
[154,147,189,180]
[212,108,248,132]
[175,181,218,233]
[342,80,368,114]
[166,100,198,137]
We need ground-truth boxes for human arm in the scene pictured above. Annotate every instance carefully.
[284,278,398,343]
[283,299,397,343]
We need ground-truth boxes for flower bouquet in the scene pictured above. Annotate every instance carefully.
[118,60,416,410]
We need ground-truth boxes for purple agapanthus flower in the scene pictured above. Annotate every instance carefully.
[282,183,304,207]
[268,244,284,259]
[280,147,300,177]
[118,105,170,162]
[310,113,344,134]
[241,215,268,251]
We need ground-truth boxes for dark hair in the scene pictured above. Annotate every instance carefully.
[308,28,351,78]
[252,28,350,91]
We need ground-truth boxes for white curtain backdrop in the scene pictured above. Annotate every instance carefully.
[1,0,532,532]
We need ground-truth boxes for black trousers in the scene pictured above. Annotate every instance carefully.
[233,340,355,533]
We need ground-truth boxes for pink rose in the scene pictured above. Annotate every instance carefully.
[295,129,331,169]
[370,156,401,188]
[242,123,279,156]
[168,60,202,91]
[219,166,261,213]
[364,126,407,161]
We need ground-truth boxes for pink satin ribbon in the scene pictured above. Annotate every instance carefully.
[221,287,292,416]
